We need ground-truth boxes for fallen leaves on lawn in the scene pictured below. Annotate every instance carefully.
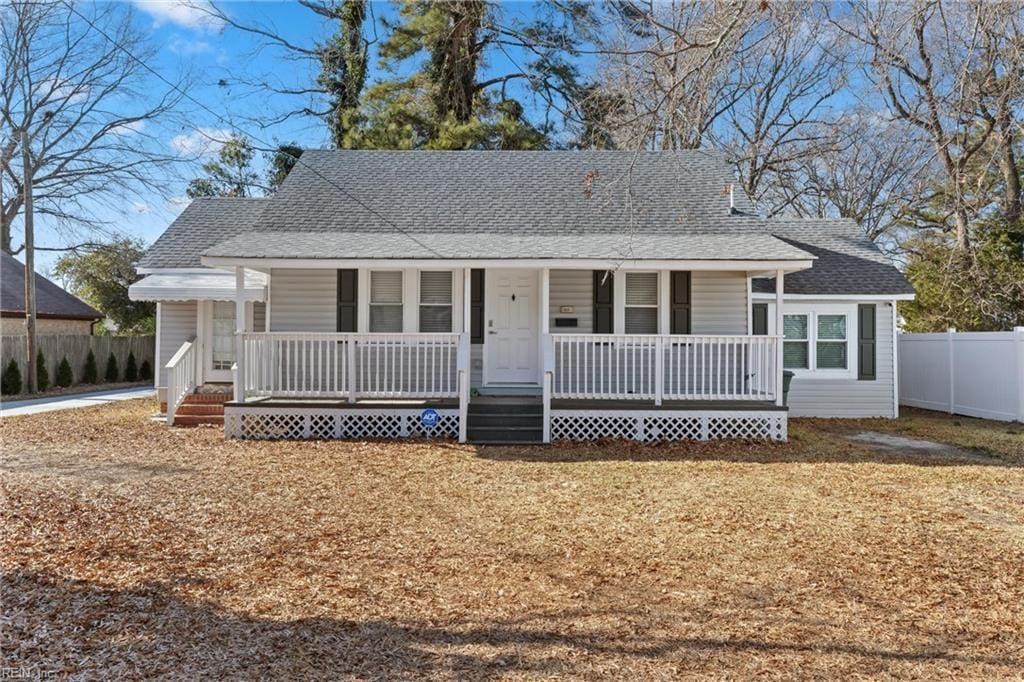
[1,400,1022,679]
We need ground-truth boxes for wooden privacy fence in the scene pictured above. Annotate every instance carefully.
[898,328,1024,423]
[0,335,155,386]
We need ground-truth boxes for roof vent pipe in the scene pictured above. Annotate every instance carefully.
[723,183,736,214]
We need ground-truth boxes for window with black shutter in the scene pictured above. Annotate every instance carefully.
[752,303,768,335]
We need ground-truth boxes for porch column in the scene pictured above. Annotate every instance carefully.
[775,269,784,406]
[658,270,670,334]
[463,268,472,334]
[234,266,246,403]
[540,268,550,334]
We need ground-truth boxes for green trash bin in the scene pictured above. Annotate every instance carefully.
[782,370,795,406]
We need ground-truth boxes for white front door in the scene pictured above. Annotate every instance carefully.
[485,269,539,384]
[204,301,236,383]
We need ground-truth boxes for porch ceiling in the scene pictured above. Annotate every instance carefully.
[201,231,816,271]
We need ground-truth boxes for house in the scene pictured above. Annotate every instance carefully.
[129,150,914,443]
[1,252,101,336]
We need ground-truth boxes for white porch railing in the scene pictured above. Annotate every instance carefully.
[165,338,196,425]
[548,334,780,402]
[240,332,465,400]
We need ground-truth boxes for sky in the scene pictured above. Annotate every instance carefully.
[17,0,549,277]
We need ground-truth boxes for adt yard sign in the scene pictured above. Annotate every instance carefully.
[420,408,440,428]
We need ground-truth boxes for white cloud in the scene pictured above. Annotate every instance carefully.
[132,1,225,32]
[168,35,213,55]
[170,127,233,156]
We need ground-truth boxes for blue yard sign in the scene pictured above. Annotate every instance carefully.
[420,408,440,428]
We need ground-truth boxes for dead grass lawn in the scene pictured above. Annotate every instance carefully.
[2,400,1022,679]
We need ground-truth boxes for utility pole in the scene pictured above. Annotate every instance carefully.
[20,128,37,393]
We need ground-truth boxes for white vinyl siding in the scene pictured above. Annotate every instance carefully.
[548,270,593,333]
[781,300,896,417]
[268,269,336,332]
[691,271,747,334]
[157,301,196,389]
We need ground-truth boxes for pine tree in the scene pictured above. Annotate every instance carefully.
[56,357,74,388]
[82,349,98,384]
[36,350,49,392]
[139,359,153,382]
[105,353,119,383]
[1,359,22,395]
[125,352,138,382]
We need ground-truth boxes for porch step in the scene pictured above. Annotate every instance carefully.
[467,398,544,443]
[183,392,231,404]
[175,403,225,416]
[171,414,224,427]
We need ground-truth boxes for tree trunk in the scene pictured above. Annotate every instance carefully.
[995,106,1022,225]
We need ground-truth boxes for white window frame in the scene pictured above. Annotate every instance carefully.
[782,303,857,379]
[368,269,404,333]
[623,271,659,334]
[418,269,454,333]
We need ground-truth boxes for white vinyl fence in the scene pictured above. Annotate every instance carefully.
[898,328,1024,422]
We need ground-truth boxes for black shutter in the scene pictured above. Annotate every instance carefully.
[337,269,358,332]
[593,270,613,333]
[752,303,768,335]
[470,269,484,343]
[858,303,876,380]
[670,271,691,334]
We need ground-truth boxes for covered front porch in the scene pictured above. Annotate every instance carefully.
[189,251,805,441]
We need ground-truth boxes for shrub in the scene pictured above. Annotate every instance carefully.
[139,359,153,382]
[36,350,49,392]
[56,357,73,388]
[82,349,98,384]
[125,352,138,382]
[1,359,21,395]
[104,353,119,383]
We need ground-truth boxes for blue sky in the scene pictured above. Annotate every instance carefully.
[21,1,550,276]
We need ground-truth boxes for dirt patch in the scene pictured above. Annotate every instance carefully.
[2,400,1023,679]
[843,430,1003,464]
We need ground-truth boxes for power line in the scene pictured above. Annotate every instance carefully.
[60,0,445,258]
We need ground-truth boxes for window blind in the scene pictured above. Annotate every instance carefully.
[625,273,658,305]
[370,271,403,304]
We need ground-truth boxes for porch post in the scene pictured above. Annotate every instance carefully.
[234,266,246,403]
[775,269,784,406]
[540,268,550,334]
[540,268,551,443]
[463,268,472,334]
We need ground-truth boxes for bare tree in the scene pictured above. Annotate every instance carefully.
[0,0,188,255]
[835,0,1023,249]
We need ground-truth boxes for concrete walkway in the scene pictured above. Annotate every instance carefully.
[0,386,155,418]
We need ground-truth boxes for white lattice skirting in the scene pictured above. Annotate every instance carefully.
[224,407,460,440]
[550,410,787,442]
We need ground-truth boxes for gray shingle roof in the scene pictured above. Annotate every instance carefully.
[754,219,914,296]
[1,252,101,319]
[139,150,913,297]
[138,197,268,269]
[204,231,815,262]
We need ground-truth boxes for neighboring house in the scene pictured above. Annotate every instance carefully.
[1,252,101,336]
[129,150,914,443]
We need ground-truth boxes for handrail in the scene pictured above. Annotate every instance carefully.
[549,333,781,403]
[164,338,196,425]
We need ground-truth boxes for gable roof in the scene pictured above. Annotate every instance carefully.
[1,252,101,320]
[756,219,914,296]
[138,150,913,298]
[138,197,268,270]
[139,150,763,270]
